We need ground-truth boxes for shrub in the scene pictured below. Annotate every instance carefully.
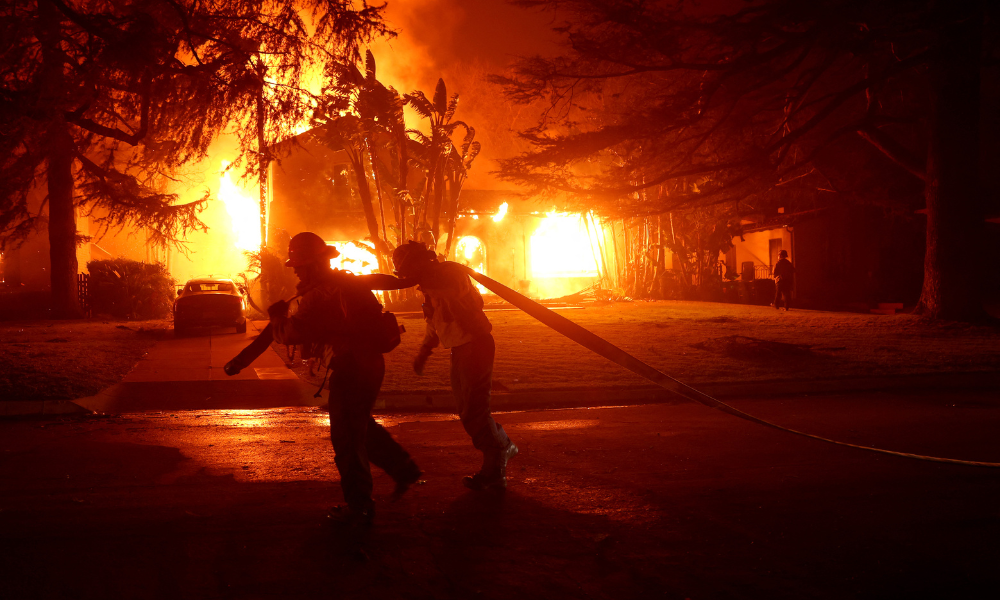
[87,258,175,319]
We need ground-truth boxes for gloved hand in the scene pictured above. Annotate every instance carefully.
[267,299,289,320]
[413,348,431,376]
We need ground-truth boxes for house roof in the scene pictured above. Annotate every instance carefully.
[739,207,830,234]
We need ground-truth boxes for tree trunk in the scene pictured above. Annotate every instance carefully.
[915,1,985,321]
[430,157,445,243]
[38,0,82,318]
[669,212,690,285]
[349,151,391,274]
[396,126,409,245]
[444,174,463,259]
[697,229,703,291]
[416,160,435,238]
[255,70,273,304]
[366,138,389,244]
[47,127,83,318]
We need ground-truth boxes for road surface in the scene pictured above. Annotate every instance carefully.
[2,386,998,599]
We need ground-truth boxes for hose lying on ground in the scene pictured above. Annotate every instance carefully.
[458,265,1000,469]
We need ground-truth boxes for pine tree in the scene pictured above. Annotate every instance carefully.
[0,0,389,317]
[497,0,995,321]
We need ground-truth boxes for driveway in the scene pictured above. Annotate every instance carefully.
[75,321,317,413]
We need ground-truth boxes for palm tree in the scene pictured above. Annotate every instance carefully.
[318,51,415,253]
[404,78,468,249]
[443,127,481,258]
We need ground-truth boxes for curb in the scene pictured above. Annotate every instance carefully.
[2,371,998,418]
[0,400,93,417]
[72,378,322,414]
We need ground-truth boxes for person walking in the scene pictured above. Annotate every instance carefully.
[269,232,421,527]
[772,249,795,311]
[391,241,518,492]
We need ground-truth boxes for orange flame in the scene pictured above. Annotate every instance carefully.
[530,212,601,278]
[492,201,508,223]
[456,235,488,293]
[218,161,261,252]
[328,241,378,275]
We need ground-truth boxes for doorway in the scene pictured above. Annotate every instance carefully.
[768,238,783,269]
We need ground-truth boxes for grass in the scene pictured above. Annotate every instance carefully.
[304,301,1000,394]
[0,319,169,402]
[4,302,999,402]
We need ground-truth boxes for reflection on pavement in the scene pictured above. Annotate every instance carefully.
[513,419,599,431]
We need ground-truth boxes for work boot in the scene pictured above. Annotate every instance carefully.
[391,459,423,501]
[463,441,518,492]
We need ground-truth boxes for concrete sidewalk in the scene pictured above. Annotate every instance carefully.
[74,320,318,413]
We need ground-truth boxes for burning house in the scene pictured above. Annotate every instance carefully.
[265,125,609,302]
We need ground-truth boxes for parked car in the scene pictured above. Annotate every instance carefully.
[173,278,247,335]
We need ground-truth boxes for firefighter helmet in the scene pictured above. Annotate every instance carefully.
[392,240,435,277]
[285,232,339,267]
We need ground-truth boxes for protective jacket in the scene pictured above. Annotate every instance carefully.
[272,268,384,355]
[418,261,492,351]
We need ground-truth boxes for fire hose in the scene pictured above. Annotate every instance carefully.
[223,291,305,376]
[456,265,1000,469]
[225,265,999,468]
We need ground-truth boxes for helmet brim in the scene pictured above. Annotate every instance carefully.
[285,244,339,267]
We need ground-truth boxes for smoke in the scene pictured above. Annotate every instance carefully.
[158,1,557,284]
[370,0,556,189]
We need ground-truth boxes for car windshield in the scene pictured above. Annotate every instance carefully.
[188,282,232,292]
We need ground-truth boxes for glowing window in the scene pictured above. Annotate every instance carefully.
[189,282,233,292]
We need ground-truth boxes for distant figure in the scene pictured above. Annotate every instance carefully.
[391,241,519,492]
[772,250,795,311]
[269,232,421,528]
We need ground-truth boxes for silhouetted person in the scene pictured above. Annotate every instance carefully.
[772,249,795,311]
[269,232,421,528]
[391,241,518,492]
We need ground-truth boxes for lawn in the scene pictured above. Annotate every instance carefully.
[309,301,1000,394]
[0,320,168,402]
[3,301,999,403]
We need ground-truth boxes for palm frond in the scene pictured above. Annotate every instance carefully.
[365,49,376,83]
[432,78,447,116]
[445,93,460,122]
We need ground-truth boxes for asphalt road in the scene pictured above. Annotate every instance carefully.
[2,387,999,599]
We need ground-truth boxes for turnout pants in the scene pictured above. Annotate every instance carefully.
[328,351,414,511]
[450,334,512,456]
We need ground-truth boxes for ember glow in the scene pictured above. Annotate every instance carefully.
[530,212,601,279]
[218,161,262,252]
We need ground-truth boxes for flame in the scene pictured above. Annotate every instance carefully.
[218,161,261,251]
[328,241,378,275]
[492,202,508,223]
[530,212,601,278]
[456,235,488,293]
[456,236,485,272]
